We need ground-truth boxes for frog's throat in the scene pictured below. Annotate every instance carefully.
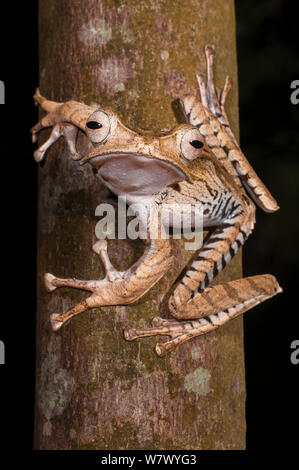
[86,152,192,197]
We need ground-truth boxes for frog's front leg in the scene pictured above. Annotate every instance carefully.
[196,45,233,135]
[32,122,81,163]
[31,88,95,162]
[182,45,279,213]
[124,274,282,356]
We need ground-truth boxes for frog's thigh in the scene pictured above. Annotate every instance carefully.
[171,274,281,320]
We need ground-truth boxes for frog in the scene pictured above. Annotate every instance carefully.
[31,45,282,356]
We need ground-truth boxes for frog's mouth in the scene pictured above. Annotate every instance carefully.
[88,152,189,197]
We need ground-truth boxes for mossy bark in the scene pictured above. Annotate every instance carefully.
[35,0,245,450]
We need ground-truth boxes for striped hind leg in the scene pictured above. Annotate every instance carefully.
[169,199,256,319]
[124,274,282,356]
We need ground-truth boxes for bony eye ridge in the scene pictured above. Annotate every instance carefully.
[87,121,103,130]
[190,140,203,149]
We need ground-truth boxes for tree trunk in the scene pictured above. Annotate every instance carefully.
[35,0,245,450]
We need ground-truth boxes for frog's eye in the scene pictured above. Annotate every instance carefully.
[181,128,205,161]
[85,110,111,145]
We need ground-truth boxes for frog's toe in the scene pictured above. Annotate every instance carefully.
[44,273,57,292]
[123,328,137,341]
[33,149,46,163]
[92,240,108,255]
[70,151,82,161]
[50,314,63,331]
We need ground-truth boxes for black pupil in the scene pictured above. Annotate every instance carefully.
[190,140,203,149]
[87,121,103,130]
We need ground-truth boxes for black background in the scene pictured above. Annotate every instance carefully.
[0,0,297,454]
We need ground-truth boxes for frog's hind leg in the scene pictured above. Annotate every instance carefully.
[124,274,282,356]
[44,240,124,331]
[44,239,123,293]
[44,273,102,293]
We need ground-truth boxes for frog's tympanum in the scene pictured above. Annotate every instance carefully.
[32,46,282,356]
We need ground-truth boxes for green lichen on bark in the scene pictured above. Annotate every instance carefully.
[35,0,245,450]
[184,367,211,396]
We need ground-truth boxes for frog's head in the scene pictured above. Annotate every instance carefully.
[80,107,210,198]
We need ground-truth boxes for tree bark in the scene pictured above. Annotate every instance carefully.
[35,0,245,450]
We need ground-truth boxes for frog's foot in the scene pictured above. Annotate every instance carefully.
[44,273,57,292]
[44,240,125,330]
[92,240,124,282]
[50,314,64,332]
[44,273,102,293]
[196,45,232,130]
[124,274,282,356]
[124,317,210,356]
[31,121,81,162]
[33,87,46,107]
[31,88,94,162]
[44,250,117,332]
[44,241,122,293]
[49,294,103,331]
[45,273,119,331]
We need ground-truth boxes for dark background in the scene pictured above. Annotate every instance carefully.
[0,0,297,453]
[236,0,298,449]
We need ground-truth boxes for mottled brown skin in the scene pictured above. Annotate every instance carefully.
[32,45,281,356]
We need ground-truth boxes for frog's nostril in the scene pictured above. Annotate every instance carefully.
[87,121,103,130]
